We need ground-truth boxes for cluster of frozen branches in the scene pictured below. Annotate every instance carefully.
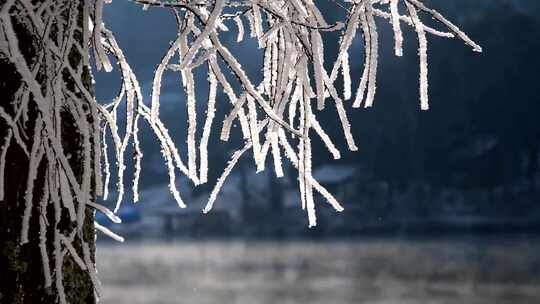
[119,0,481,225]
[0,0,481,301]
[0,0,114,302]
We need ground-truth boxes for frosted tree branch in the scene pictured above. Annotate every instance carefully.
[0,0,481,300]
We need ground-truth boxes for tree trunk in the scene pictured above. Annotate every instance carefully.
[0,1,96,303]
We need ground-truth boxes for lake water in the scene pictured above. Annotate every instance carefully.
[97,236,540,304]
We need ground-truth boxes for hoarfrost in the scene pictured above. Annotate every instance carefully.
[0,0,482,300]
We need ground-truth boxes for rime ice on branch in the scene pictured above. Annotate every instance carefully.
[125,0,480,226]
[0,0,481,300]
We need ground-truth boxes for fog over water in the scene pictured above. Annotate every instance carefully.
[98,238,540,304]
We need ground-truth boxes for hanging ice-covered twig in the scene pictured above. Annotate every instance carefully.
[360,1,379,108]
[390,0,404,57]
[179,25,199,183]
[310,114,341,160]
[342,53,352,100]
[92,0,113,72]
[371,8,454,38]
[125,0,481,228]
[405,0,482,52]
[200,65,218,184]
[203,142,252,214]
[94,221,125,242]
[406,1,430,110]
[234,16,245,42]
[247,95,263,169]
[278,129,344,212]
[311,30,326,110]
[221,93,247,141]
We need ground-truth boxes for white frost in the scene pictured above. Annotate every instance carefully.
[0,0,483,298]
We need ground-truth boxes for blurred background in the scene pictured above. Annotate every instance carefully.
[93,1,540,303]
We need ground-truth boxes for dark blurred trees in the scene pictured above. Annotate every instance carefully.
[335,3,540,194]
[301,3,540,233]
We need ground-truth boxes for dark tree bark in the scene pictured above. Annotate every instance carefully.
[0,2,96,303]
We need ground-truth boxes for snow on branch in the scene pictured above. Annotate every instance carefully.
[0,0,481,300]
